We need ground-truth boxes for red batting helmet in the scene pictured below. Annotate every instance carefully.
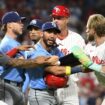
[51,5,70,17]
[44,74,68,89]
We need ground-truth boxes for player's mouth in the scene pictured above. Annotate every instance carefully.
[48,40,55,44]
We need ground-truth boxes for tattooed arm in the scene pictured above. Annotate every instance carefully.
[0,54,59,68]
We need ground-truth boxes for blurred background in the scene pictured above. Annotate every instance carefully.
[0,0,105,105]
[0,0,105,35]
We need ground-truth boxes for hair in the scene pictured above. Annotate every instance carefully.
[87,14,105,37]
[1,24,7,32]
[94,19,105,37]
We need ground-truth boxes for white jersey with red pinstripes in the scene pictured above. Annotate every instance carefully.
[56,30,85,81]
[56,30,85,104]
[85,41,105,86]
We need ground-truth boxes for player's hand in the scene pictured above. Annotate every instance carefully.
[71,46,93,68]
[33,56,50,65]
[45,56,59,66]
[16,45,35,51]
[33,56,59,66]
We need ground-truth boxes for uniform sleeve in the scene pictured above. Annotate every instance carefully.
[54,48,64,57]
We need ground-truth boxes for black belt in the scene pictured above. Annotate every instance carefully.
[34,88,56,91]
[3,79,23,87]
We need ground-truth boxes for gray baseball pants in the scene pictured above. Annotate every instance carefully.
[28,88,58,105]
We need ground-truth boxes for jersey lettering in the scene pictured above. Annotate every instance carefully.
[92,56,105,64]
[61,48,69,55]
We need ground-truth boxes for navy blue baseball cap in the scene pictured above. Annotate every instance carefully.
[42,22,61,33]
[1,11,26,24]
[27,19,43,29]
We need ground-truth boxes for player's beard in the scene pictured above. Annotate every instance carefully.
[87,34,95,42]
[43,37,56,48]
[13,29,22,36]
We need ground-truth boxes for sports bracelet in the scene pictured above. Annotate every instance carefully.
[66,66,71,75]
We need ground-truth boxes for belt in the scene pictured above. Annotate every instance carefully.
[34,88,56,91]
[3,79,23,87]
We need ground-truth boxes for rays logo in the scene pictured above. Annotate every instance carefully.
[51,22,56,28]
[30,20,37,25]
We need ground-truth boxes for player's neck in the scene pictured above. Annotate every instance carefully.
[95,36,105,46]
[57,28,68,40]
[6,31,17,40]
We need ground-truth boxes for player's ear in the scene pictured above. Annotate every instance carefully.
[7,23,12,29]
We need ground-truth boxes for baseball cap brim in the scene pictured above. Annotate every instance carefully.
[21,17,26,21]
[27,25,40,30]
[44,28,61,33]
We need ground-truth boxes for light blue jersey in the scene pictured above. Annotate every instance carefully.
[25,42,63,90]
[27,42,63,89]
[0,35,24,82]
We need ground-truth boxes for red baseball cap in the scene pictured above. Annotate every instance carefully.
[51,5,70,17]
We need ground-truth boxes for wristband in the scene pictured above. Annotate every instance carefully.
[66,66,71,75]
[6,48,19,57]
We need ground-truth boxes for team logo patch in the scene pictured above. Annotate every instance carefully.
[30,20,37,25]
[54,7,60,13]
[51,22,56,28]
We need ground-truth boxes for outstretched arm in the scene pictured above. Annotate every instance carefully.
[71,46,105,73]
[45,65,85,76]
[7,56,49,68]
[6,45,35,57]
[0,54,59,68]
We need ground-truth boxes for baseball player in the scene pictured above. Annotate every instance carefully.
[51,5,85,105]
[0,11,26,92]
[27,19,43,44]
[22,19,43,103]
[85,14,105,105]
[70,14,105,105]
[25,22,63,105]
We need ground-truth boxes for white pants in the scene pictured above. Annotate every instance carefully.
[56,76,79,105]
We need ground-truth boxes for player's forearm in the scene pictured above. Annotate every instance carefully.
[7,56,58,68]
[88,63,105,73]
[45,66,66,75]
[45,65,83,76]
[7,58,41,68]
[6,56,60,68]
